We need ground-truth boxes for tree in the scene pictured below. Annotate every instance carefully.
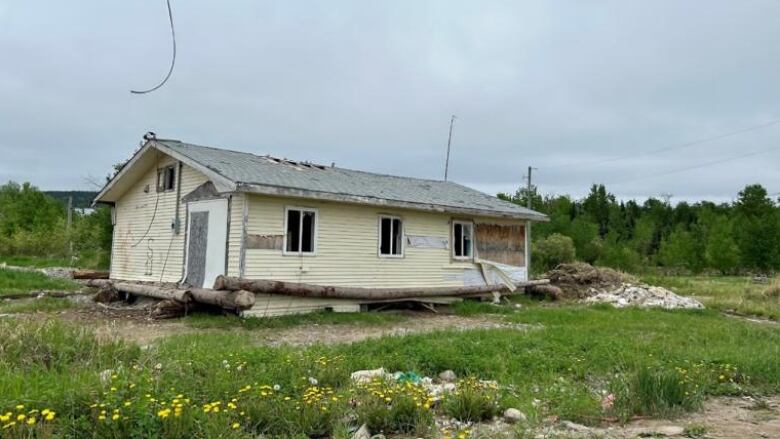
[581,184,615,237]
[705,216,740,274]
[734,184,780,272]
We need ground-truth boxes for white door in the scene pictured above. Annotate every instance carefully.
[184,199,228,288]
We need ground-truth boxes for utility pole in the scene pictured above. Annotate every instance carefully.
[525,166,536,279]
[444,115,457,181]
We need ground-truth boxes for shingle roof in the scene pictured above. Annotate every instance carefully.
[157,139,546,221]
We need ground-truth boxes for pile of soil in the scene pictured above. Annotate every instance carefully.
[544,262,634,299]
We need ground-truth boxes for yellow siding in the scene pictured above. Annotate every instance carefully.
[111,156,209,282]
[227,193,245,277]
[243,194,526,288]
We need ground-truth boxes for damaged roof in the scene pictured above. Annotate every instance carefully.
[97,138,548,221]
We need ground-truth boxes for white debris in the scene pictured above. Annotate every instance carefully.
[350,368,390,384]
[585,283,704,309]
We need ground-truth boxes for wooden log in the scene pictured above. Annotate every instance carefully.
[72,270,110,280]
[85,279,114,289]
[114,282,193,304]
[189,288,255,311]
[212,276,549,301]
[151,299,188,319]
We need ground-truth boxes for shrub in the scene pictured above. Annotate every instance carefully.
[441,377,501,423]
[533,233,576,272]
[608,367,704,421]
[354,379,434,435]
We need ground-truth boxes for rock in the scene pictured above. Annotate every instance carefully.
[351,368,389,384]
[439,370,457,382]
[369,435,386,439]
[503,408,526,423]
[351,424,371,439]
[637,426,684,436]
[561,420,590,432]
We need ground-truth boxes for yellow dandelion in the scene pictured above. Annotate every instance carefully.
[232,422,240,429]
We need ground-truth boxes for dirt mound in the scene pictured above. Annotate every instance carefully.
[544,263,633,299]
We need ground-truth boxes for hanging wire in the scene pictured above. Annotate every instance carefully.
[131,0,176,94]
[542,117,780,170]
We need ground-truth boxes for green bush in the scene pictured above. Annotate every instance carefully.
[441,377,501,423]
[533,233,576,272]
[354,379,434,435]
[608,367,704,421]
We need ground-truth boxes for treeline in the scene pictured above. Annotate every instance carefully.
[45,191,99,209]
[500,183,780,275]
[0,182,112,268]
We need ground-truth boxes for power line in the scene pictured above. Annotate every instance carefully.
[543,117,780,170]
[131,0,176,94]
[606,144,780,185]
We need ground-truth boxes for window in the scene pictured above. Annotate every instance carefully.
[379,216,403,257]
[285,207,317,254]
[157,165,176,192]
[452,220,473,259]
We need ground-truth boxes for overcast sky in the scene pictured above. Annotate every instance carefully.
[2,1,780,202]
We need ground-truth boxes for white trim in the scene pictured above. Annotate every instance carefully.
[452,220,474,261]
[282,205,319,256]
[377,214,405,258]
[183,198,229,288]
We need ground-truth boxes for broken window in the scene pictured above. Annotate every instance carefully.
[453,220,473,259]
[285,207,317,254]
[157,165,176,192]
[379,216,403,257]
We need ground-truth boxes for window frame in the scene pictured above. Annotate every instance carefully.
[157,165,176,193]
[282,206,319,256]
[451,219,474,261]
[377,214,405,258]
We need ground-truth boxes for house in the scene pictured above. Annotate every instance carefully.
[94,135,547,315]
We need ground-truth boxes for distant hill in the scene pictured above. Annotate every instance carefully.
[45,191,98,209]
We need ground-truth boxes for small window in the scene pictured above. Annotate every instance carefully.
[379,216,403,257]
[285,207,317,254]
[157,166,176,192]
[453,220,473,259]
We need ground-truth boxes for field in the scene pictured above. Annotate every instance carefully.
[642,274,780,321]
[1,273,779,438]
[0,268,81,297]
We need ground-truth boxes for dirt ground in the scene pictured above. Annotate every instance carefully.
[560,396,780,438]
[36,302,532,347]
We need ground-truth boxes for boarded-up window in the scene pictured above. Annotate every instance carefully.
[285,207,316,254]
[474,223,525,266]
[453,221,473,259]
[379,216,403,256]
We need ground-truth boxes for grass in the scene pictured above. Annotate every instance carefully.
[0,251,110,270]
[0,255,74,268]
[0,268,81,296]
[0,297,74,314]
[183,309,408,330]
[642,274,780,320]
[1,303,779,437]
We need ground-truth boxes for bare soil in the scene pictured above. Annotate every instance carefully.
[29,303,530,347]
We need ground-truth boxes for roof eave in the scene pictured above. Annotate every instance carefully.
[92,140,237,206]
[235,182,548,221]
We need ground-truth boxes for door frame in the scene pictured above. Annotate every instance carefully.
[183,198,229,288]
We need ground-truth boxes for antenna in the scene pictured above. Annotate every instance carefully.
[444,115,457,181]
